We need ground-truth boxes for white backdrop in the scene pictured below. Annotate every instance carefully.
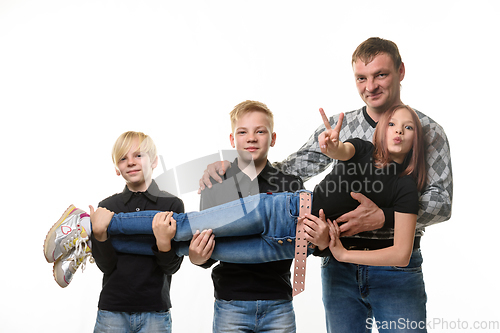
[1,1,499,332]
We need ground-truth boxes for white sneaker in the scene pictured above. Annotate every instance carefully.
[53,240,94,288]
[44,205,90,263]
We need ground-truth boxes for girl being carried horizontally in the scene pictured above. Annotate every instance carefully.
[44,105,426,284]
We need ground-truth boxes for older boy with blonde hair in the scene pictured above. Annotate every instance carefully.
[190,100,307,333]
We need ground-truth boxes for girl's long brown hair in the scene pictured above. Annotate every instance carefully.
[372,105,427,191]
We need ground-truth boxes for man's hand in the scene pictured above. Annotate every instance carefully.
[152,212,177,252]
[337,192,385,237]
[198,160,231,193]
[303,209,330,251]
[89,205,114,242]
[189,229,215,265]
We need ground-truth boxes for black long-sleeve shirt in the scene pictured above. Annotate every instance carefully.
[91,180,184,312]
[200,160,303,301]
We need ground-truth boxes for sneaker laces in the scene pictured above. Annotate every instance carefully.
[62,225,89,253]
[73,240,94,272]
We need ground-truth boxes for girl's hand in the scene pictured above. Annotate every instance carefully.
[328,219,347,260]
[318,109,344,157]
[152,211,177,252]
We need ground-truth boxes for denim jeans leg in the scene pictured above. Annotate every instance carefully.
[107,192,306,240]
[175,192,307,263]
[175,229,299,263]
[321,250,427,333]
[93,310,130,333]
[107,195,281,257]
[137,311,172,333]
[213,300,255,332]
[258,300,296,333]
[367,249,427,332]
[110,234,156,256]
[108,192,309,260]
[176,191,309,241]
[213,299,295,333]
[176,193,284,241]
[107,211,164,255]
[93,310,172,333]
[321,256,372,333]
[108,210,159,235]
[107,193,288,240]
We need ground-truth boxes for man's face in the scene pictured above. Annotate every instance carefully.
[353,53,405,115]
[230,111,276,166]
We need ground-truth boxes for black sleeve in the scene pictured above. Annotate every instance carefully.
[380,207,395,229]
[90,234,118,274]
[344,138,369,161]
[312,246,332,257]
[393,177,419,215]
[153,245,184,274]
[198,258,217,269]
[365,177,418,230]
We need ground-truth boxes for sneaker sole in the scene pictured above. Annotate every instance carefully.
[43,205,77,263]
[53,260,70,288]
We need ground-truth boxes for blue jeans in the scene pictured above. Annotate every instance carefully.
[93,309,172,333]
[213,299,296,333]
[106,191,313,263]
[321,249,427,333]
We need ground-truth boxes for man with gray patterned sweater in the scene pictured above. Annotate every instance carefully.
[200,37,452,333]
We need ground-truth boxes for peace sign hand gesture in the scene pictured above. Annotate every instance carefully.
[318,108,344,156]
[317,109,354,161]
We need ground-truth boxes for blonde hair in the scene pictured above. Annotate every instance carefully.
[229,100,274,133]
[112,131,157,167]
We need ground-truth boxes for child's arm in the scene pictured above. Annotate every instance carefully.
[89,206,114,242]
[328,212,417,267]
[188,229,215,265]
[89,205,118,274]
[318,110,355,161]
[152,208,184,276]
[152,212,177,252]
[303,210,331,251]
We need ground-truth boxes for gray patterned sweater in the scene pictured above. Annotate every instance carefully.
[274,106,453,239]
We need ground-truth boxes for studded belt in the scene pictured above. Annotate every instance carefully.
[292,191,312,296]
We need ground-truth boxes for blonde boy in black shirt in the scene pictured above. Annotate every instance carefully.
[45,131,184,332]
[189,101,329,333]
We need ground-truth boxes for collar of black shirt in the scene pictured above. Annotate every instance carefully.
[225,158,279,185]
[121,179,161,204]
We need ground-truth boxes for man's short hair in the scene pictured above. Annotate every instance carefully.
[352,37,402,70]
